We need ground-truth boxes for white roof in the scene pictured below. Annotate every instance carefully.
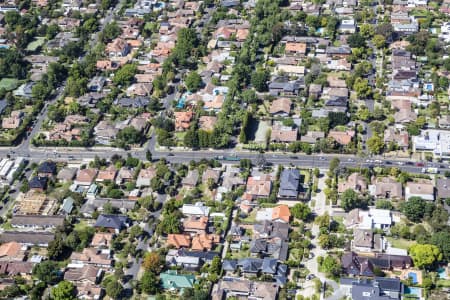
[358,208,392,229]
[256,209,272,222]
[182,202,210,216]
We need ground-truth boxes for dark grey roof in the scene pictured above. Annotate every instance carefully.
[326,46,352,55]
[95,214,128,230]
[221,0,239,6]
[0,100,7,114]
[229,225,245,236]
[81,198,136,215]
[279,169,300,197]
[349,277,403,300]
[269,79,303,92]
[261,258,277,274]
[38,161,57,174]
[237,258,263,273]
[178,249,219,263]
[253,221,289,240]
[274,275,287,286]
[114,96,150,108]
[11,215,64,227]
[325,96,348,107]
[222,259,237,271]
[29,176,48,189]
[0,231,55,245]
[277,264,288,276]
[250,239,267,253]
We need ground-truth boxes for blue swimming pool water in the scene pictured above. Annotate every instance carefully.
[438,268,447,279]
[176,96,186,108]
[405,286,421,297]
[408,272,418,284]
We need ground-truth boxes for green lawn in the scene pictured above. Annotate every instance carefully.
[300,169,310,185]
[0,78,19,91]
[26,37,46,52]
[386,237,415,250]
[437,279,450,287]
[242,210,257,224]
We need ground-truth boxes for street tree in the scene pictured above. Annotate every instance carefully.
[367,134,384,154]
[142,252,162,273]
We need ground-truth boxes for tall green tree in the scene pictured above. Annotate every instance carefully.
[409,244,442,270]
[51,281,76,300]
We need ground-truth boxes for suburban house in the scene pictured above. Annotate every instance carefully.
[256,205,291,223]
[10,215,64,230]
[56,167,77,183]
[369,177,403,200]
[95,166,117,183]
[167,234,192,249]
[28,176,48,192]
[341,277,403,300]
[284,42,306,56]
[300,131,325,144]
[191,233,220,251]
[269,98,292,117]
[0,231,55,247]
[245,175,272,199]
[106,38,130,57]
[181,170,199,189]
[351,229,383,252]
[75,168,98,186]
[342,252,412,276]
[338,173,367,194]
[405,180,434,201]
[2,111,24,129]
[328,130,354,146]
[165,249,219,271]
[90,232,113,249]
[183,216,208,235]
[182,202,210,217]
[37,161,57,177]
[212,278,279,300]
[174,111,193,131]
[268,78,303,96]
[437,178,450,200]
[135,167,156,187]
[277,169,300,200]
[345,208,392,230]
[94,215,129,233]
[270,124,298,143]
[202,168,221,185]
[160,270,195,292]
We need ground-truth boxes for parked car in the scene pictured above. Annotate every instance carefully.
[306,274,316,281]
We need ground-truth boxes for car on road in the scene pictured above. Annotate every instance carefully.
[416,162,425,167]
[347,158,354,162]
[167,153,174,156]
[319,157,325,160]
[290,156,298,159]
[397,162,405,165]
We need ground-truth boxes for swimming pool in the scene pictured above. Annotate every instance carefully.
[438,268,447,279]
[408,272,418,284]
[405,286,421,298]
[176,96,186,108]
